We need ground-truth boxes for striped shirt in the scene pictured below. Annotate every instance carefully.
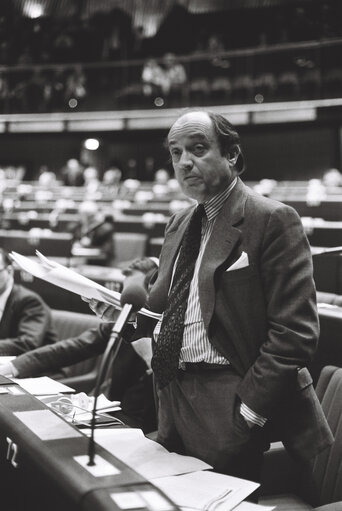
[180,179,237,365]
[154,177,267,427]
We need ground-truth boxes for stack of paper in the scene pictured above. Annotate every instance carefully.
[12,376,75,395]
[10,251,161,320]
[153,471,259,511]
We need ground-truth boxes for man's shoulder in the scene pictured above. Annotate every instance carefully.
[244,184,299,218]
[11,284,47,306]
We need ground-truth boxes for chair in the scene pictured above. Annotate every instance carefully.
[260,366,342,510]
[51,309,102,393]
[113,231,148,265]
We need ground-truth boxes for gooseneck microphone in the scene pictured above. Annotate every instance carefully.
[87,275,147,466]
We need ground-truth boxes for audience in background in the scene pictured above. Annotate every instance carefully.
[0,248,58,356]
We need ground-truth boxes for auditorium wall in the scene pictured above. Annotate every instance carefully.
[0,121,339,181]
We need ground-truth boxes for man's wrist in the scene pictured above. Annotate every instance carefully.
[240,402,267,428]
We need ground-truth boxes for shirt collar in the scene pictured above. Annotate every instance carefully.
[0,277,14,314]
[201,177,237,222]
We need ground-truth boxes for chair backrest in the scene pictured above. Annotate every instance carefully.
[52,309,100,341]
[51,309,102,392]
[113,232,148,264]
[301,366,342,506]
[310,309,342,385]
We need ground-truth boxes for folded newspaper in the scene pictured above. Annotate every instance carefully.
[10,251,161,320]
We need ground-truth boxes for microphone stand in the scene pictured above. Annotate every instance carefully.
[311,246,342,257]
[87,303,133,466]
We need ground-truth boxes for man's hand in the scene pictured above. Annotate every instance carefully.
[82,297,122,322]
[0,361,18,377]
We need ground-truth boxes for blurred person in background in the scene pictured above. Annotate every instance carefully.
[61,158,84,186]
[38,164,57,187]
[141,58,165,99]
[71,200,116,266]
[83,165,101,193]
[322,168,342,187]
[64,65,87,109]
[0,248,57,356]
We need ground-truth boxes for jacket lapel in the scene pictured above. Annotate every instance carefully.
[199,178,249,330]
[148,207,195,313]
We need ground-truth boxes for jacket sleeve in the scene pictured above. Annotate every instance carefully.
[12,322,113,377]
[237,205,319,418]
[0,294,53,356]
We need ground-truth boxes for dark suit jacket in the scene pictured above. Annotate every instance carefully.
[146,178,333,461]
[0,284,58,355]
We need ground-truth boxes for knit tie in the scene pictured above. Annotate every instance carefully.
[152,204,205,388]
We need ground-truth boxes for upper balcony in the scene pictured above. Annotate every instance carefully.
[0,36,341,132]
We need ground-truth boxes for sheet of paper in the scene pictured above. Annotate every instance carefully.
[10,251,161,320]
[153,471,259,511]
[12,376,75,395]
[87,428,211,479]
[0,356,16,363]
[14,409,82,441]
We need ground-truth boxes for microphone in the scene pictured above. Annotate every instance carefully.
[87,275,147,466]
[112,272,148,338]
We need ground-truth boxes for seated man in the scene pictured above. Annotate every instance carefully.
[0,248,57,355]
[0,257,158,433]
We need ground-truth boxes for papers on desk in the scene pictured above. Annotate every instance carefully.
[154,471,259,511]
[0,356,16,363]
[11,376,75,395]
[91,428,260,510]
[10,250,161,320]
[87,428,211,480]
[39,392,121,425]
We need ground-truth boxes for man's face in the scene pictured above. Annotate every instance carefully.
[0,255,12,295]
[168,112,235,202]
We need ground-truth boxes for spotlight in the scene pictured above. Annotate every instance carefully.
[84,139,100,151]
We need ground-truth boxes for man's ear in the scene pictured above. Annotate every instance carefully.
[227,145,240,167]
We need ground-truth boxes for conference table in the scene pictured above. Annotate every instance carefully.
[0,376,264,511]
[0,375,179,511]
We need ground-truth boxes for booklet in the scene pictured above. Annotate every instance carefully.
[10,251,161,320]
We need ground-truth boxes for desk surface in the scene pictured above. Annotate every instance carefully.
[0,378,179,511]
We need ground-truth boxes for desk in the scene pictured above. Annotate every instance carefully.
[0,229,73,257]
[0,376,179,511]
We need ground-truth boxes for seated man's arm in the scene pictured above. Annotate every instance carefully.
[9,322,113,378]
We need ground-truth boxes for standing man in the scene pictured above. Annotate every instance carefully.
[0,248,57,355]
[88,110,332,483]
